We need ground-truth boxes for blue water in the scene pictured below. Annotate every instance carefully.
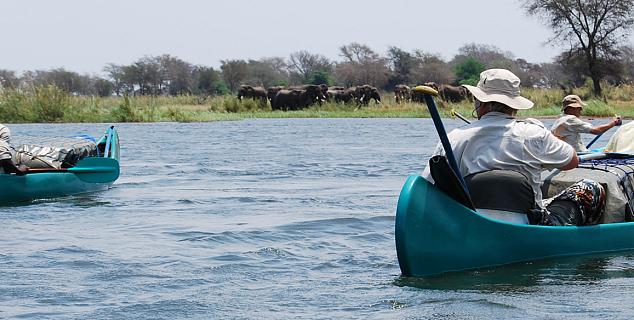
[0,118,630,319]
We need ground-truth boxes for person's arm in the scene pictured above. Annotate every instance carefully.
[589,117,622,135]
[559,152,579,171]
[534,128,578,171]
[0,159,27,176]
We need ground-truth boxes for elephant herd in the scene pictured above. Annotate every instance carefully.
[394,83,471,104]
[237,84,381,111]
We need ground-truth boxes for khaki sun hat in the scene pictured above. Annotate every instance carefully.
[462,69,534,110]
[562,94,586,111]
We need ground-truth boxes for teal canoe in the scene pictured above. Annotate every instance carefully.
[0,126,120,205]
[395,175,634,277]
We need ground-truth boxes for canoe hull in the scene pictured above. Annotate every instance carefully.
[0,173,112,204]
[0,126,120,205]
[395,175,634,277]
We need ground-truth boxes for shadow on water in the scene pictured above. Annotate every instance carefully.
[0,192,111,209]
[394,252,634,292]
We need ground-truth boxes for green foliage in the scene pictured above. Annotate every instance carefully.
[164,106,195,122]
[33,85,68,122]
[0,88,33,122]
[308,70,333,85]
[111,93,136,122]
[214,80,230,95]
[454,58,485,86]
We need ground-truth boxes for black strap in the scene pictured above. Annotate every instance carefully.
[429,155,475,210]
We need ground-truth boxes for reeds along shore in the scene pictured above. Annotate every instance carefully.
[0,84,633,123]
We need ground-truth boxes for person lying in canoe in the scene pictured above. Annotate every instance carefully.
[0,123,28,175]
[550,94,621,152]
[422,69,605,226]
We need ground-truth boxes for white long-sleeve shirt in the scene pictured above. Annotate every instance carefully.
[422,112,575,207]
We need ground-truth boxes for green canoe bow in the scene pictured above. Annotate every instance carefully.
[0,126,120,205]
[395,175,634,277]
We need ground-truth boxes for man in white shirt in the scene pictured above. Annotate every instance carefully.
[0,124,27,175]
[551,95,621,152]
[423,69,605,226]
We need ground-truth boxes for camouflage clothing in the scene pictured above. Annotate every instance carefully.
[530,179,606,226]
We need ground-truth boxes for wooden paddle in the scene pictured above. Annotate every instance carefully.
[25,157,119,183]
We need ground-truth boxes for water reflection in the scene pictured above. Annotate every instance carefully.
[395,252,634,291]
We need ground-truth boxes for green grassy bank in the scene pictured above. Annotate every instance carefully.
[1,85,633,123]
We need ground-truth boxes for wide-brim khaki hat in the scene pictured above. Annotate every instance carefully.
[463,69,534,110]
[562,94,586,111]
[562,102,584,111]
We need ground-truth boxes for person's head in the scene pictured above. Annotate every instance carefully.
[463,69,534,119]
[562,94,586,117]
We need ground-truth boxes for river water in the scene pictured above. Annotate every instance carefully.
[0,118,631,319]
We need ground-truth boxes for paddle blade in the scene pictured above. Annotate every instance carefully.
[68,157,120,183]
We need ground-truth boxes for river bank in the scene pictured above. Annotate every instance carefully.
[0,86,632,123]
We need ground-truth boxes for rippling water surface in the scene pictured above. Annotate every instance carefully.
[0,118,630,319]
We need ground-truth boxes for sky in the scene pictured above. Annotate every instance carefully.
[1,0,632,76]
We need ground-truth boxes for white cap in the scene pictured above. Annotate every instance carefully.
[462,69,534,110]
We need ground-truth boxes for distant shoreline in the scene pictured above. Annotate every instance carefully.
[0,86,632,123]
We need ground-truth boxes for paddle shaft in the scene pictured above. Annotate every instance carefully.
[586,132,605,149]
[423,94,470,194]
[26,167,115,174]
[452,110,471,124]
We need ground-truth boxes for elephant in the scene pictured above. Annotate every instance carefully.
[394,85,411,103]
[437,84,470,103]
[237,85,267,102]
[423,82,439,91]
[327,88,355,103]
[272,85,326,111]
[421,82,470,103]
[410,84,428,103]
[266,86,284,102]
[353,85,381,106]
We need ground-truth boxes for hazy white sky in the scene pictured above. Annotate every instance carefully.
[1,0,632,75]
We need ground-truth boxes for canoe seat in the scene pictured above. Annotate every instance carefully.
[465,170,535,223]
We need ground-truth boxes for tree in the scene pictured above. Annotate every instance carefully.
[536,62,568,88]
[104,63,125,96]
[220,59,249,93]
[410,51,454,85]
[387,47,416,81]
[94,78,114,97]
[454,58,485,85]
[244,57,289,88]
[452,43,513,68]
[524,0,634,96]
[288,51,332,84]
[308,70,332,85]
[334,43,390,88]
[194,66,228,95]
[619,45,634,82]
[157,54,194,95]
[0,70,19,89]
